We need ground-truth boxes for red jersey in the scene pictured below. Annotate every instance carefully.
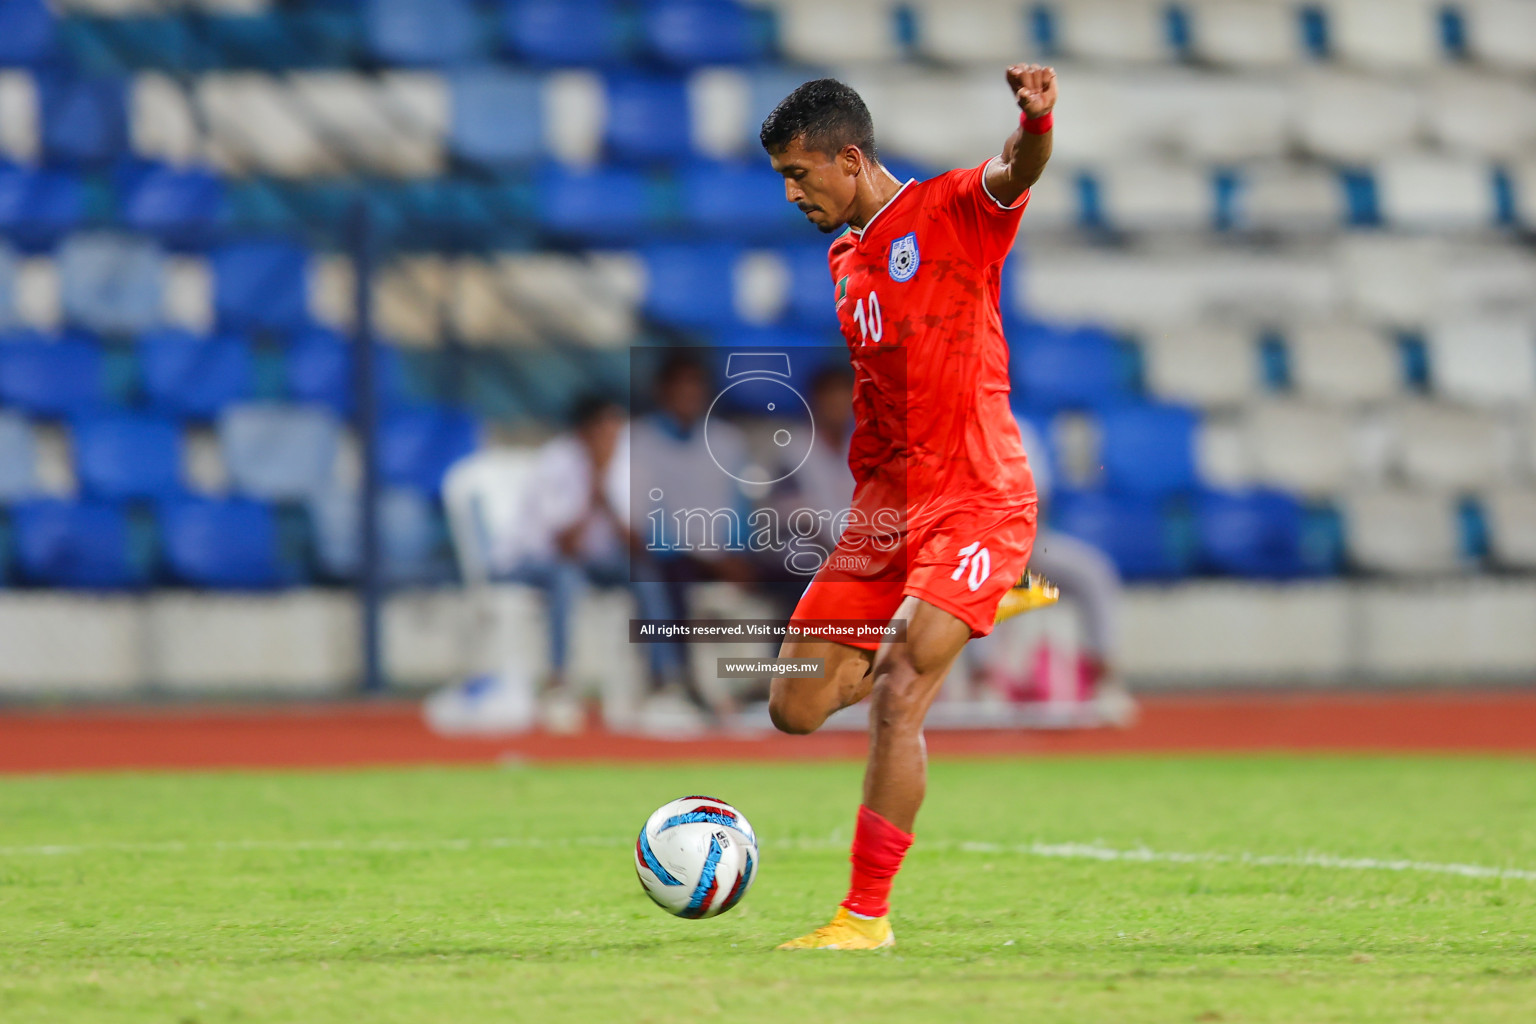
[829,160,1035,538]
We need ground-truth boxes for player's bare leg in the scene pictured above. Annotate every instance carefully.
[861,597,972,830]
[779,597,971,950]
[767,639,874,735]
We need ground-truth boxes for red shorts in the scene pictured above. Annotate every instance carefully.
[790,503,1037,650]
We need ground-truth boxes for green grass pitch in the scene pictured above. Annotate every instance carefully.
[2,756,1534,1023]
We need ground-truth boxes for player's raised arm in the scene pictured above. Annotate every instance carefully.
[984,64,1056,208]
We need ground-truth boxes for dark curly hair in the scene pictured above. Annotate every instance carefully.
[759,78,877,159]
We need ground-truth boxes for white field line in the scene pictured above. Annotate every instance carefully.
[0,835,1533,883]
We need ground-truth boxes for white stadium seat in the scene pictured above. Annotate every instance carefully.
[1423,72,1536,159]
[1286,323,1403,404]
[542,71,606,167]
[373,256,450,347]
[1439,244,1536,318]
[1425,317,1536,406]
[1012,161,1080,230]
[15,256,59,331]
[688,68,752,160]
[1465,0,1536,73]
[911,0,1036,64]
[851,69,1020,171]
[1376,155,1499,231]
[1036,70,1147,163]
[130,73,201,165]
[774,0,903,65]
[1342,489,1464,574]
[1336,235,1442,325]
[0,71,38,164]
[1053,0,1176,63]
[1294,71,1423,162]
[1245,400,1362,496]
[198,73,339,177]
[1327,0,1445,71]
[733,250,789,325]
[288,72,447,178]
[1483,489,1536,569]
[1339,237,1536,324]
[1187,0,1304,67]
[1512,160,1536,231]
[1168,77,1291,162]
[446,259,539,346]
[1194,413,1254,489]
[1024,248,1337,330]
[1093,161,1213,231]
[1232,165,1346,233]
[498,252,643,349]
[1138,324,1259,408]
[1386,401,1515,491]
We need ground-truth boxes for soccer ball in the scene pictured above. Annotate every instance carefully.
[634,795,759,918]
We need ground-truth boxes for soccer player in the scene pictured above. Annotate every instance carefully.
[760,65,1059,949]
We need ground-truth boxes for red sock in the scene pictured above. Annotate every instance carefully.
[840,804,914,918]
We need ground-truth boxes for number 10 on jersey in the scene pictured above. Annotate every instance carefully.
[852,291,882,344]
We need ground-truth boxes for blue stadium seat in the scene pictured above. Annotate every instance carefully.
[379,407,480,495]
[73,413,184,501]
[39,74,128,165]
[161,498,295,589]
[640,244,742,330]
[0,0,55,66]
[11,499,149,589]
[502,0,626,65]
[200,10,360,70]
[212,240,311,333]
[0,412,38,500]
[605,75,693,163]
[0,167,85,251]
[448,69,544,167]
[534,165,654,241]
[1196,489,1310,579]
[219,403,341,501]
[717,325,834,349]
[1010,321,1128,410]
[139,329,256,419]
[1052,491,1192,581]
[65,15,203,75]
[284,329,409,416]
[1097,403,1199,497]
[780,244,839,329]
[643,0,763,65]
[309,486,453,584]
[117,163,226,250]
[58,234,166,336]
[680,161,802,241]
[365,0,481,66]
[0,334,107,417]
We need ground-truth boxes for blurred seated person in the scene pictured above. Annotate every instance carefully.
[760,363,858,612]
[629,353,757,717]
[502,394,672,716]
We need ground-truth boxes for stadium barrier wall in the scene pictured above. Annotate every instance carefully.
[0,581,1532,699]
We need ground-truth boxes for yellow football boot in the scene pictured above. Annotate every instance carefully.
[777,907,895,950]
[994,571,1060,623]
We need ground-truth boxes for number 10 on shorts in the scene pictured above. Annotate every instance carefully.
[951,541,991,592]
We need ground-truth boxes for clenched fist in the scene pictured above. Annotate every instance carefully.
[1007,63,1057,119]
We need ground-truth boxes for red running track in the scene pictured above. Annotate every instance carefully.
[1,692,1534,773]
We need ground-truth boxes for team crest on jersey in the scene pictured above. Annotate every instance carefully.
[835,275,849,307]
[888,232,920,282]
